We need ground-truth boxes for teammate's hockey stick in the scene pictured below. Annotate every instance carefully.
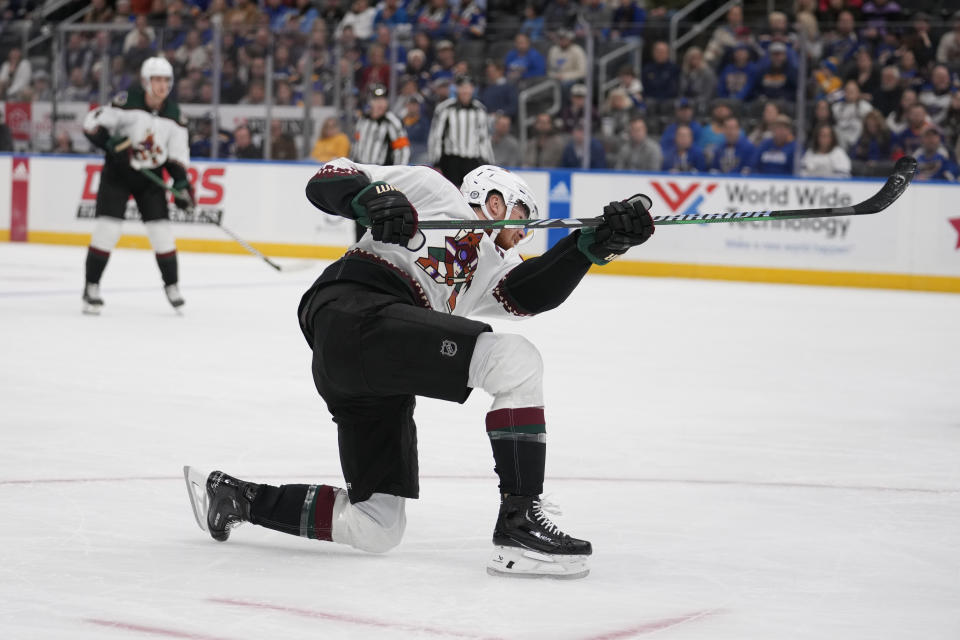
[417,156,918,230]
[138,168,284,271]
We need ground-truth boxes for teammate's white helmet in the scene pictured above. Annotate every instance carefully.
[140,56,174,96]
[461,166,540,242]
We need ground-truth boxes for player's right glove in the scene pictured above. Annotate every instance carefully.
[350,181,419,245]
[172,178,195,210]
[577,194,655,265]
[105,135,132,165]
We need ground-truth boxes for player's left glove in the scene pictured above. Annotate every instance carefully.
[350,181,419,244]
[577,194,655,265]
[172,179,195,210]
[105,135,132,165]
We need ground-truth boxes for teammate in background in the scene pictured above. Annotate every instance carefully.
[350,83,410,240]
[428,75,495,187]
[185,160,655,579]
[81,56,192,314]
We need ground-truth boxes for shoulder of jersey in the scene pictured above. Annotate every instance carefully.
[114,86,146,109]
[162,99,186,127]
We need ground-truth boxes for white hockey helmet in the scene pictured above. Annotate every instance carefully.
[461,165,540,242]
[140,56,174,96]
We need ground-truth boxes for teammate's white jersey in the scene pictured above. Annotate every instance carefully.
[82,87,189,172]
[324,158,525,320]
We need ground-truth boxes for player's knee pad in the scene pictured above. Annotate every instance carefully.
[145,220,176,255]
[468,333,544,410]
[90,217,123,253]
[331,492,406,554]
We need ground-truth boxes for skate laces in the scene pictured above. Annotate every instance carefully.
[532,496,564,536]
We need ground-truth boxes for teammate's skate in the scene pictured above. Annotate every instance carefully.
[164,283,185,310]
[82,282,104,315]
[487,494,592,579]
[183,467,259,541]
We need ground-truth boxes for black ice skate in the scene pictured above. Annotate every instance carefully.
[487,494,592,579]
[183,467,259,542]
[164,283,185,310]
[82,282,103,315]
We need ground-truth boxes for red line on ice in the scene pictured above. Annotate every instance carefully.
[84,618,236,640]
[582,609,720,639]
[208,598,503,640]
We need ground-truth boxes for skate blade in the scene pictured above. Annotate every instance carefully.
[486,546,590,580]
[183,466,210,533]
[82,302,102,315]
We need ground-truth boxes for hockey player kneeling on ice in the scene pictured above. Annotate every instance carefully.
[81,56,192,314]
[184,161,654,578]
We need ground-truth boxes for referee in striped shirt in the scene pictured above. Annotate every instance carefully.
[428,75,494,186]
[350,83,410,239]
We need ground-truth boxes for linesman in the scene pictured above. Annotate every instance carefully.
[428,75,494,186]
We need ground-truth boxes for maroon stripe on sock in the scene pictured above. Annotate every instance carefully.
[156,250,177,259]
[312,485,337,541]
[486,407,545,431]
[88,247,110,257]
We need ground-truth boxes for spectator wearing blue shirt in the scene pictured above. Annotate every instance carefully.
[711,116,754,174]
[520,5,546,42]
[915,128,958,181]
[373,0,409,28]
[561,123,607,169]
[893,103,930,158]
[662,125,707,173]
[755,42,797,102]
[660,99,704,156]
[479,61,519,119]
[611,0,646,40]
[718,45,757,101]
[851,109,893,165]
[822,10,859,67]
[641,41,680,102]
[455,0,486,41]
[265,0,296,32]
[699,101,734,163]
[505,33,547,82]
[416,0,455,41]
[751,114,796,175]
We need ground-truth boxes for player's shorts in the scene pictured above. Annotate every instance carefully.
[300,281,491,504]
[96,163,169,222]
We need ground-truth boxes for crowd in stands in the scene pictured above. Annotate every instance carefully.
[2,0,960,181]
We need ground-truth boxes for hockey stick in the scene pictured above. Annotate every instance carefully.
[138,168,285,271]
[417,156,918,230]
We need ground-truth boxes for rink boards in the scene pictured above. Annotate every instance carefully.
[1,153,958,293]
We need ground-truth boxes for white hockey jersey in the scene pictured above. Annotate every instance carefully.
[82,86,189,172]
[324,158,526,320]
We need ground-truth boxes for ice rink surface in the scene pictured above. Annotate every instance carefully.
[1,243,958,640]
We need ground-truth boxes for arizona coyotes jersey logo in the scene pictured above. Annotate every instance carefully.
[415,231,484,312]
[134,131,164,166]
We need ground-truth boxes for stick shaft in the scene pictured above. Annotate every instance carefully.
[417,157,918,230]
[138,168,283,271]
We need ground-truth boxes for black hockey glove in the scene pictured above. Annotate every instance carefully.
[172,178,195,210]
[350,181,419,245]
[577,194,655,265]
[105,135,132,165]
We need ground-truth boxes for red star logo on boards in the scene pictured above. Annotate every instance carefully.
[951,217,960,250]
